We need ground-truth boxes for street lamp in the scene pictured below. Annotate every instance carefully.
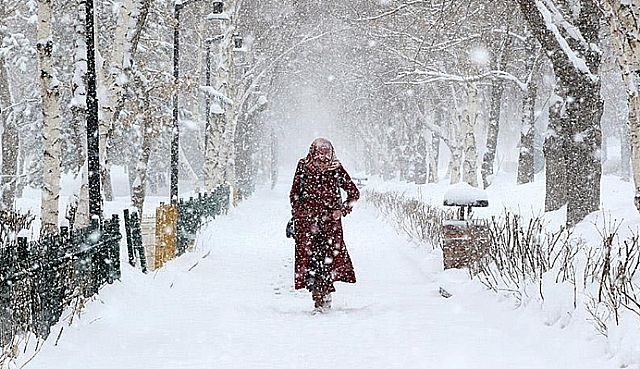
[171,0,224,204]
[85,0,102,220]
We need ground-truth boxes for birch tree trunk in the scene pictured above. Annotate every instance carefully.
[414,129,428,185]
[207,2,238,192]
[462,84,479,187]
[621,122,631,181]
[449,116,462,184]
[602,0,640,209]
[428,107,442,183]
[131,89,153,213]
[480,37,510,188]
[71,0,89,229]
[99,0,134,201]
[429,133,440,183]
[204,112,226,192]
[480,79,504,188]
[37,0,62,234]
[0,56,16,209]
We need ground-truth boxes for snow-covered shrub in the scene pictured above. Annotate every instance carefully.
[364,189,452,248]
[583,224,640,336]
[475,213,578,303]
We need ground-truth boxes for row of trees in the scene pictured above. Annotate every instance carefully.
[257,0,637,226]
[0,0,285,232]
[0,0,637,229]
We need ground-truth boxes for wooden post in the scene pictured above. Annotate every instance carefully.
[155,204,177,269]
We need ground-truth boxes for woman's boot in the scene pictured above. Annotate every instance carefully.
[312,291,325,312]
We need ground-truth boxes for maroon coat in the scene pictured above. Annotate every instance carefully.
[289,159,360,290]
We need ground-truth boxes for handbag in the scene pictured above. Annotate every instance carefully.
[286,218,295,238]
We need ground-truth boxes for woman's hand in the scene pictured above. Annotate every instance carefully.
[341,201,354,216]
[332,210,343,220]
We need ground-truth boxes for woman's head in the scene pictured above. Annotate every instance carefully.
[307,138,336,170]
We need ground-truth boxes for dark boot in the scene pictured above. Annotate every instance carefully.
[312,291,324,310]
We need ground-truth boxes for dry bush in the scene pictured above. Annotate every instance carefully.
[0,209,34,244]
[582,220,640,332]
[365,188,640,335]
[475,213,578,303]
[364,189,452,247]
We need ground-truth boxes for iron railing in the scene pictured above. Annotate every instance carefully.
[0,215,122,347]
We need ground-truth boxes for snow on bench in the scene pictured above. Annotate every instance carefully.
[443,182,489,208]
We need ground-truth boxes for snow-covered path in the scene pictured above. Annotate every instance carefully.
[21,184,616,369]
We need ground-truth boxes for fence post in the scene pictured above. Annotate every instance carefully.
[177,199,186,256]
[155,204,177,269]
[131,212,147,273]
[123,209,135,267]
[108,214,121,282]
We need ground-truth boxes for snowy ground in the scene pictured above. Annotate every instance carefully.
[13,179,620,369]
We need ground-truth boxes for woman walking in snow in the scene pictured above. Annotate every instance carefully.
[289,138,360,312]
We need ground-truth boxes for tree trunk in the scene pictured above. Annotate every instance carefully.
[518,0,603,226]
[71,0,89,228]
[37,0,63,234]
[449,141,462,184]
[429,133,440,183]
[517,83,536,185]
[565,81,603,226]
[131,93,153,213]
[414,130,428,185]
[0,56,16,209]
[602,0,640,209]
[1,122,18,209]
[481,80,504,188]
[428,108,442,183]
[204,113,226,192]
[75,165,90,229]
[15,150,25,198]
[99,0,134,202]
[621,122,631,181]
[481,37,510,189]
[462,84,479,187]
[544,97,568,212]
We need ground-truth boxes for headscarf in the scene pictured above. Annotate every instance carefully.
[304,138,340,172]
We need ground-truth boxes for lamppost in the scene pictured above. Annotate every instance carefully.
[85,0,101,220]
[171,0,224,204]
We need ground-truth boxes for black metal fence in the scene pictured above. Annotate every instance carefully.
[0,215,122,347]
[123,185,230,271]
[177,185,230,255]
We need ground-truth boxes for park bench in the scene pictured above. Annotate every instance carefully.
[442,183,490,270]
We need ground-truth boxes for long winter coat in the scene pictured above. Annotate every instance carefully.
[289,158,360,290]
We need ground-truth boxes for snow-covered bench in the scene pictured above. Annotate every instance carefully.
[442,183,490,269]
[443,182,489,218]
